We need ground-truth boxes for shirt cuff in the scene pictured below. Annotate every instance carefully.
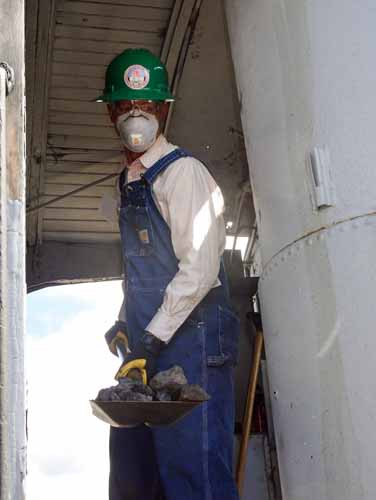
[146,307,197,343]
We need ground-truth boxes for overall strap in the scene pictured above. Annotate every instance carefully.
[118,167,127,192]
[143,148,190,184]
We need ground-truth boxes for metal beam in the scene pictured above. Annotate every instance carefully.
[0,58,9,500]
[0,0,26,497]
[27,240,123,291]
[27,0,57,246]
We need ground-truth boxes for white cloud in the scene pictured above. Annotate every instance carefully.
[26,282,123,500]
[40,280,123,304]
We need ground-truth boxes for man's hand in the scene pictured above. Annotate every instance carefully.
[105,320,129,357]
[115,332,165,384]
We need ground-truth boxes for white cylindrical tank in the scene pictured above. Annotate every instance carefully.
[225,1,376,499]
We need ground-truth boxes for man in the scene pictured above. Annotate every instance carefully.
[97,48,240,500]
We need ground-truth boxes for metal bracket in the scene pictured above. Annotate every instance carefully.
[309,146,336,210]
[0,62,15,95]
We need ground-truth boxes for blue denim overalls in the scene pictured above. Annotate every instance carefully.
[109,149,240,500]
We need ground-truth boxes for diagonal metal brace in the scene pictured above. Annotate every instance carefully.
[0,62,15,95]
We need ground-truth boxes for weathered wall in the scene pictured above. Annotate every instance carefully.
[0,0,26,498]
[225,1,376,499]
[169,0,250,225]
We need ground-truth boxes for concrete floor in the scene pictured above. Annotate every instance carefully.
[234,434,270,500]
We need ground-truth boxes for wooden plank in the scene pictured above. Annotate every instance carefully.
[50,86,103,101]
[163,0,201,134]
[43,219,119,232]
[43,231,121,242]
[70,0,174,8]
[165,0,195,80]
[51,75,104,91]
[37,195,103,209]
[56,12,166,33]
[46,160,121,173]
[46,150,122,163]
[44,207,108,221]
[53,49,117,66]
[160,0,183,62]
[48,134,121,150]
[43,182,116,197]
[49,111,112,127]
[53,38,151,55]
[49,98,108,114]
[57,1,171,21]
[55,25,163,45]
[52,62,107,79]
[45,171,117,185]
[48,123,117,139]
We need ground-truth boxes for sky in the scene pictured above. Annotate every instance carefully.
[26,281,123,500]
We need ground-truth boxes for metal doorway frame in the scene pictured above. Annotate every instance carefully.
[0,0,27,498]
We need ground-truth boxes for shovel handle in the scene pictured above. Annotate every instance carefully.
[236,330,264,496]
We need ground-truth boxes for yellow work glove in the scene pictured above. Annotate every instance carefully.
[115,359,147,385]
[115,332,165,385]
[105,320,129,357]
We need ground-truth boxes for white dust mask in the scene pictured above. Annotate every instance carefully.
[116,109,159,153]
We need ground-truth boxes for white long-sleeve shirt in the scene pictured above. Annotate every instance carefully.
[100,135,226,343]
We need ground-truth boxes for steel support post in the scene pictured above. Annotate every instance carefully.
[0,1,26,498]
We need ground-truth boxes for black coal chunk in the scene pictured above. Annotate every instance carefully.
[117,378,154,398]
[95,365,210,404]
[179,384,210,402]
[116,391,153,402]
[96,378,155,402]
[154,390,173,402]
[149,366,188,394]
[96,387,122,402]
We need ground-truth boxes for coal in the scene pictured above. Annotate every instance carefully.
[149,366,188,393]
[96,387,121,402]
[154,390,173,402]
[116,391,153,402]
[179,384,210,402]
[117,378,154,398]
[95,365,210,404]
[96,378,154,402]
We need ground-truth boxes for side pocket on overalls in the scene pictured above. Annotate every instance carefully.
[206,305,240,367]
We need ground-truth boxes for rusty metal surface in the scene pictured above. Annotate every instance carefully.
[90,400,201,428]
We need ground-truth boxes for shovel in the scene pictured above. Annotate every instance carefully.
[90,345,204,428]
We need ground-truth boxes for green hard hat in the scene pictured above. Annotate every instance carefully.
[96,48,174,103]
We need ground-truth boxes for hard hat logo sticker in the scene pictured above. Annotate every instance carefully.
[124,65,150,90]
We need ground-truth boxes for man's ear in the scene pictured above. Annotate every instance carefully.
[158,102,170,129]
[107,103,116,124]
[160,102,170,121]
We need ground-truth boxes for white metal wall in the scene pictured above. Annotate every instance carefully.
[225,1,376,499]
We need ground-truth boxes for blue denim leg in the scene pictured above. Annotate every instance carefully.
[114,148,240,499]
[152,318,239,500]
[109,425,163,500]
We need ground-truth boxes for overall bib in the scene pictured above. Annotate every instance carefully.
[109,149,240,500]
